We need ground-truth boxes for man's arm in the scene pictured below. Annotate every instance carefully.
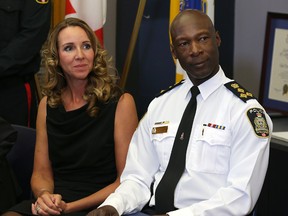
[88,110,159,215]
[0,0,51,77]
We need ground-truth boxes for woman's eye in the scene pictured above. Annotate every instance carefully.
[83,43,92,50]
[63,45,73,52]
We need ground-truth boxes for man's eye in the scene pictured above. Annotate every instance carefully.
[178,41,189,47]
[199,36,208,42]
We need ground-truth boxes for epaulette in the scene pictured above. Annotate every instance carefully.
[224,81,255,103]
[155,79,185,97]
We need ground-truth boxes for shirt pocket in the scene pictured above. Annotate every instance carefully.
[0,0,22,42]
[0,0,21,15]
[187,124,231,174]
[151,124,178,171]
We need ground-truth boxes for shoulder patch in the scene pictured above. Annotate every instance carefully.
[224,81,255,102]
[155,79,185,97]
[36,0,49,4]
[247,108,270,138]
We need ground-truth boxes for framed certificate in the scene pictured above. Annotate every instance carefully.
[259,12,288,114]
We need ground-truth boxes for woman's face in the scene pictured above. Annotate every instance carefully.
[58,26,94,81]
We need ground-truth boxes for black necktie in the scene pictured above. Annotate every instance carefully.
[155,86,200,214]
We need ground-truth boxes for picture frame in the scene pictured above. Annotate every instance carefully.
[259,12,288,115]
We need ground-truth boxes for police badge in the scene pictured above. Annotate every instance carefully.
[247,108,270,138]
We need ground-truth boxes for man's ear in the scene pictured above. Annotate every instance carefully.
[170,44,178,59]
[215,31,221,47]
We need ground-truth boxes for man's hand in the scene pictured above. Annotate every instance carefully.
[87,205,119,216]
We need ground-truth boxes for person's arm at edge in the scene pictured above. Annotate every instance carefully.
[0,0,51,76]
[31,96,62,214]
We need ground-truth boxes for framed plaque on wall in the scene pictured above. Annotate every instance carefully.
[259,12,288,114]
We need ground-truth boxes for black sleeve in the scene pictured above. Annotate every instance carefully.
[0,0,51,77]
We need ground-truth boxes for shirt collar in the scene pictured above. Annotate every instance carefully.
[182,66,231,100]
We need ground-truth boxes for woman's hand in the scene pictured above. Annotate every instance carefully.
[31,191,65,215]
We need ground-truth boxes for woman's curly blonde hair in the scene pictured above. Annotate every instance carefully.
[41,17,122,117]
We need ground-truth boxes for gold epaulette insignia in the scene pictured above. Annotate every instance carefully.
[224,81,255,103]
[155,79,185,97]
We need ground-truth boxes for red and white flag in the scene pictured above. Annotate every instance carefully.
[65,0,107,45]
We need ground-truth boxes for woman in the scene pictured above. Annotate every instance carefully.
[3,17,138,216]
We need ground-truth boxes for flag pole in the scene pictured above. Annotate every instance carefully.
[119,0,147,88]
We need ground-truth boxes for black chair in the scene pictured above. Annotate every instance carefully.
[6,125,36,201]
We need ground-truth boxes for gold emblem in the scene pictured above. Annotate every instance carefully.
[254,112,269,136]
[231,83,239,89]
[238,88,244,93]
[246,92,253,97]
[240,93,248,98]
[36,0,49,4]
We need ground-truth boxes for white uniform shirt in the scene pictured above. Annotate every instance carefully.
[101,67,273,216]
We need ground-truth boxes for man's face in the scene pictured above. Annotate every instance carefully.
[171,12,221,85]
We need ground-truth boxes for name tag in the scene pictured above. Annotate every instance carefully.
[152,126,168,134]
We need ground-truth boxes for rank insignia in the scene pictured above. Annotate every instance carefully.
[156,79,184,97]
[36,0,49,4]
[155,121,170,125]
[247,108,270,138]
[225,81,255,102]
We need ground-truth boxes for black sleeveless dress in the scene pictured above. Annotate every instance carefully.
[9,100,118,215]
[47,101,117,202]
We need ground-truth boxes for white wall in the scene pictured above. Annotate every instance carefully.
[234,0,288,97]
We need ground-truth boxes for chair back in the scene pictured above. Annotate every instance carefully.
[6,125,36,200]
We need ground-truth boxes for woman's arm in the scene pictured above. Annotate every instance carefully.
[31,97,63,215]
[31,97,54,196]
[63,93,138,213]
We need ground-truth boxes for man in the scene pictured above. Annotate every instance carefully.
[88,9,272,216]
[0,0,51,128]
